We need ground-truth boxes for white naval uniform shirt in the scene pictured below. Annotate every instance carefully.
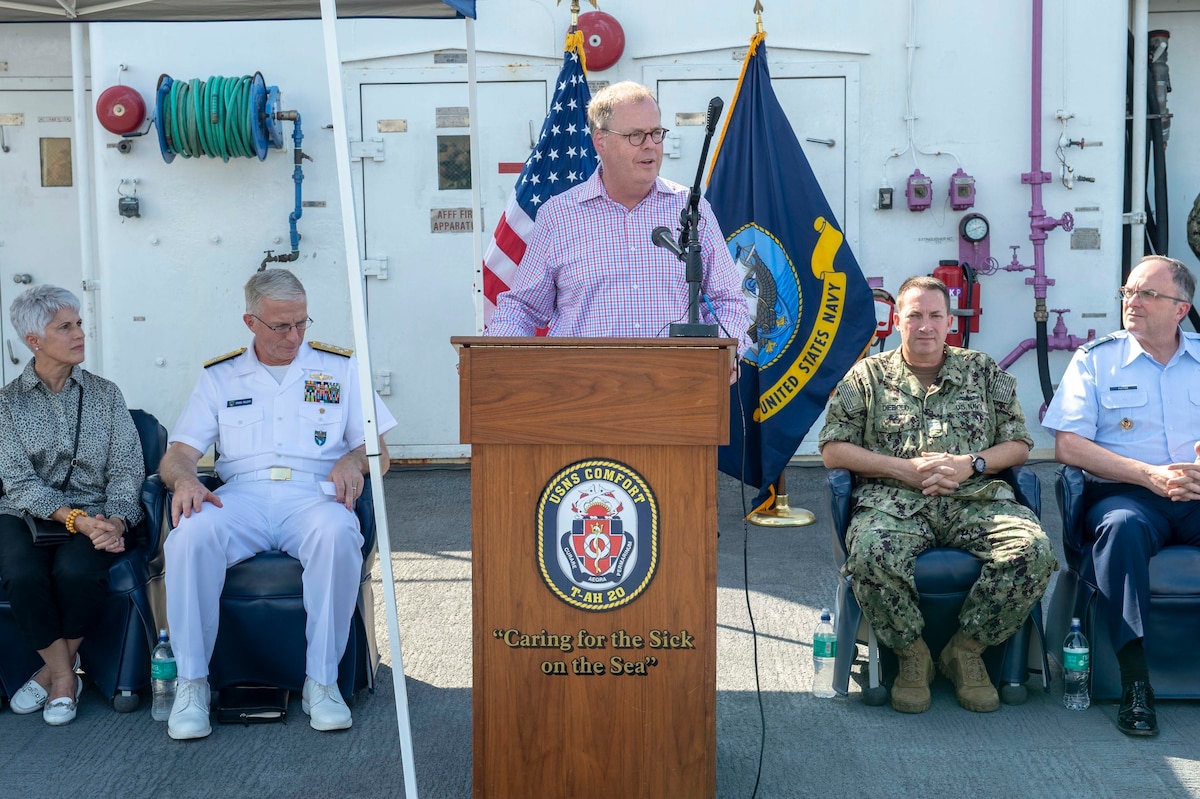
[170,341,396,481]
[1042,329,1200,466]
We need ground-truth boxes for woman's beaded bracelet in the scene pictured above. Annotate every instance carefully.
[65,508,88,534]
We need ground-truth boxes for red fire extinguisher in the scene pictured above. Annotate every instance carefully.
[933,260,981,348]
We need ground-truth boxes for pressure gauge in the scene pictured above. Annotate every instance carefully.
[960,213,989,243]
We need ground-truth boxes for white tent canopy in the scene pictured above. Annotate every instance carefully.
[0,2,478,797]
[0,0,473,22]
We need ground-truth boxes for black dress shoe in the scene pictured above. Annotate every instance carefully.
[1117,680,1159,737]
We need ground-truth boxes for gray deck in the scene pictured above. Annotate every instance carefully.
[3,461,1198,798]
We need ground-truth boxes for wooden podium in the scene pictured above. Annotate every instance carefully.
[454,337,734,799]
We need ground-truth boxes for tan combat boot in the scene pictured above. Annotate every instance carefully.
[890,637,933,713]
[939,629,1000,712]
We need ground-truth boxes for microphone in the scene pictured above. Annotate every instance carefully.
[704,96,724,136]
[651,226,684,260]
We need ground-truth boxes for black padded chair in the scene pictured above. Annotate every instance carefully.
[144,474,380,701]
[826,465,1050,705]
[1046,464,1200,700]
[0,408,167,711]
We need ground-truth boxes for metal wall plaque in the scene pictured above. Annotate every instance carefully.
[1070,228,1101,250]
[40,137,72,187]
[675,112,704,127]
[38,116,71,123]
[377,119,408,133]
[0,113,22,126]
[436,106,470,128]
[434,51,467,64]
[430,207,473,233]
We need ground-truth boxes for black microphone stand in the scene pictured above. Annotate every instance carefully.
[661,97,723,338]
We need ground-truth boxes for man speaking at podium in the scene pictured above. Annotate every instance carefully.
[487,81,750,349]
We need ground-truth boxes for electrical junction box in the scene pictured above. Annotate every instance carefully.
[906,169,932,211]
[877,187,894,210]
[950,168,976,210]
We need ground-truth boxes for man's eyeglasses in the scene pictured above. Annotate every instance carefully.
[600,127,670,146]
[1116,287,1189,304]
[251,314,313,335]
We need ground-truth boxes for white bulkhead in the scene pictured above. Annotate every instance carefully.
[1,1,1197,461]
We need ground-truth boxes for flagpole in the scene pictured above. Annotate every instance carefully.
[748,471,816,527]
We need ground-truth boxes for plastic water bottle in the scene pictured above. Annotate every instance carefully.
[1062,617,1091,711]
[812,608,837,698]
[150,628,177,721]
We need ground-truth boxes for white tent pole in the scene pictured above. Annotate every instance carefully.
[466,16,483,333]
[70,22,102,373]
[318,2,419,798]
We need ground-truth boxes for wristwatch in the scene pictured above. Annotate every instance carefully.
[971,454,987,475]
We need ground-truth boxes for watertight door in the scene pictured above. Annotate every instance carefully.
[359,76,553,460]
[0,90,85,384]
[654,73,850,240]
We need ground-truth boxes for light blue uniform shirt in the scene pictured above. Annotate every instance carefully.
[1042,329,1200,465]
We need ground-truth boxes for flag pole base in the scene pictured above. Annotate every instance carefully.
[748,493,816,527]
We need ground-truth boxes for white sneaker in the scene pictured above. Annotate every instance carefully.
[302,677,352,731]
[167,679,212,740]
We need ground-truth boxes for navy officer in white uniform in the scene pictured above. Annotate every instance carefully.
[158,268,395,740]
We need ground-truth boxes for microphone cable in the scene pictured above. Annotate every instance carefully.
[658,297,767,797]
[731,365,767,799]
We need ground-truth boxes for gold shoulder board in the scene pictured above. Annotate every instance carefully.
[309,341,353,358]
[203,347,247,368]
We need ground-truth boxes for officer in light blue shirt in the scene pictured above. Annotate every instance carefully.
[1043,325,1200,467]
[1043,255,1200,738]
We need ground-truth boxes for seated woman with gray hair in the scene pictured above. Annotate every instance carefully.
[0,285,144,726]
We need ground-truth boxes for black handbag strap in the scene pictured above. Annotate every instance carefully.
[59,383,84,492]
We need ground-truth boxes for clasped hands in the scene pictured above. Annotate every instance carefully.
[77,513,127,553]
[901,451,973,497]
[1155,442,1200,502]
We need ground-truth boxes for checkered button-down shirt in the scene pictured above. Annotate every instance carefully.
[487,169,751,350]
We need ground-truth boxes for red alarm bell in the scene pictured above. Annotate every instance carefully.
[96,85,146,135]
[577,11,625,73]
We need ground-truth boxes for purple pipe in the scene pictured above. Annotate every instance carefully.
[999,311,1095,371]
[998,0,1085,389]
[1019,0,1072,300]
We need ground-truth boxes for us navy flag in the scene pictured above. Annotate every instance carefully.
[707,31,875,498]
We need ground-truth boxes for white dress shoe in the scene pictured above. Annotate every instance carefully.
[43,675,83,726]
[11,654,80,715]
[302,677,352,731]
[167,679,212,740]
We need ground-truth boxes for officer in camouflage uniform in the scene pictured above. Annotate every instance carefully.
[819,275,1056,714]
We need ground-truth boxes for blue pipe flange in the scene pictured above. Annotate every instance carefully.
[155,73,176,164]
[265,85,284,150]
[249,72,270,161]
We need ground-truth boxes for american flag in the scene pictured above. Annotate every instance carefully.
[481,30,598,325]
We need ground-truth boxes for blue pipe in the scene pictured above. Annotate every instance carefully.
[287,113,304,257]
[261,111,305,269]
